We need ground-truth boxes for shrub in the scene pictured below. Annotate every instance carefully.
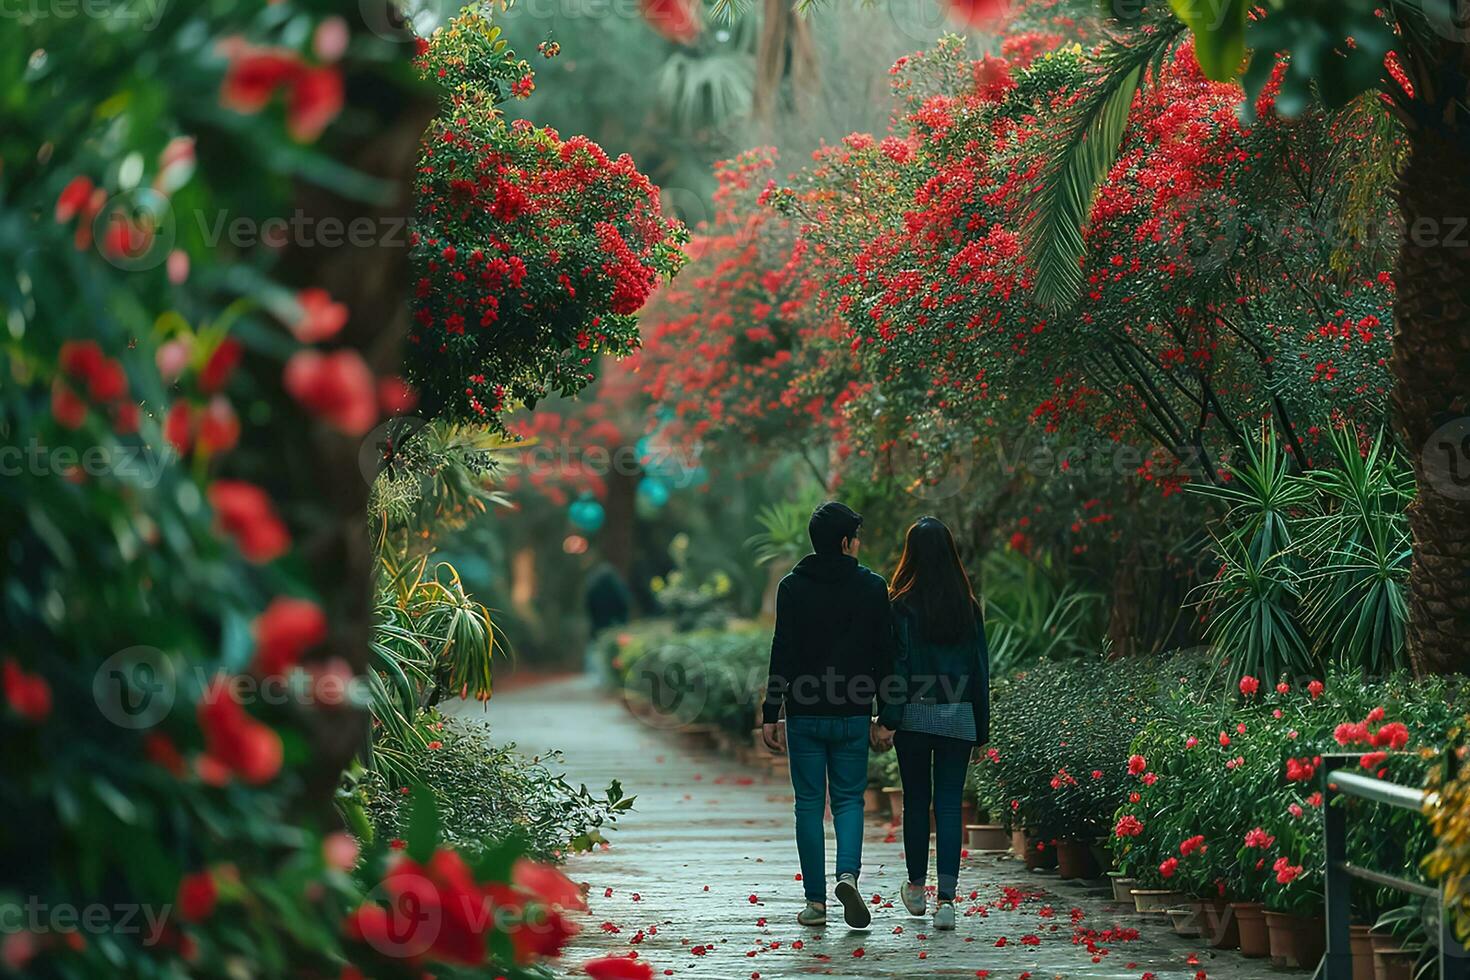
[1111,670,1465,919]
[359,717,632,861]
[976,656,1185,839]
[616,624,769,737]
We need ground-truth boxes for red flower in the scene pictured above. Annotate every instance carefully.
[284,349,378,435]
[1114,815,1144,838]
[292,288,349,343]
[177,871,218,923]
[1371,722,1409,749]
[514,858,588,911]
[1238,675,1259,696]
[3,660,52,723]
[164,402,194,453]
[221,47,301,113]
[197,397,241,456]
[1275,681,1290,695]
[209,480,290,563]
[199,338,243,394]
[1179,835,1206,856]
[197,677,282,784]
[288,65,344,142]
[639,0,701,44]
[584,957,654,980]
[55,176,94,223]
[51,380,88,429]
[1273,856,1303,884]
[252,597,327,677]
[1285,757,1318,782]
[1127,754,1147,775]
[1244,827,1275,849]
[1218,731,1231,747]
[378,376,419,415]
[1158,858,1178,879]
[1307,680,1324,699]
[946,0,1009,26]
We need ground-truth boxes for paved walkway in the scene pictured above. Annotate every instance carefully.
[484,675,1279,980]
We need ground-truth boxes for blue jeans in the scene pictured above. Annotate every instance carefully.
[786,715,869,903]
[894,729,971,900]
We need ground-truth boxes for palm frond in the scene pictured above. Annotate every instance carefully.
[1025,21,1186,308]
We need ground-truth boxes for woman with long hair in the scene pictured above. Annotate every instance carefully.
[874,516,989,931]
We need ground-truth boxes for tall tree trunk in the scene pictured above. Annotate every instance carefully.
[1392,124,1470,675]
[751,0,819,124]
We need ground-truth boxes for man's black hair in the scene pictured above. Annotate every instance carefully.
[808,501,863,555]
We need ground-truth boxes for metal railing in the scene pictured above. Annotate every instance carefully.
[1321,752,1470,980]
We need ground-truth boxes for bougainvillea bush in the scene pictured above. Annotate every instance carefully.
[1111,671,1467,918]
[407,6,687,428]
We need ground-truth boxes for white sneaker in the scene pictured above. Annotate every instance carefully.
[901,882,926,917]
[934,900,956,931]
[834,874,871,929]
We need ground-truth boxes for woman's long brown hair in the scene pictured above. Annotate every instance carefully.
[889,516,978,645]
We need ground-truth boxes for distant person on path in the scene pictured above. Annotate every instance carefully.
[873,516,990,932]
[761,501,896,929]
[584,559,632,681]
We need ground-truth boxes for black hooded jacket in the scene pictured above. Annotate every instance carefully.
[761,553,896,724]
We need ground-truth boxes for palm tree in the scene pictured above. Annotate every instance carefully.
[1025,0,1470,674]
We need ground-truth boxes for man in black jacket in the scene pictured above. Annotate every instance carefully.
[761,501,894,929]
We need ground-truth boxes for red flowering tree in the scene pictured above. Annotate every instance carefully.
[406,8,687,428]
[635,148,858,461]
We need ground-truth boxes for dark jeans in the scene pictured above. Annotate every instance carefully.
[786,715,869,903]
[894,729,971,900]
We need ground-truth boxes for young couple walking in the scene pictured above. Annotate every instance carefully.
[761,501,990,932]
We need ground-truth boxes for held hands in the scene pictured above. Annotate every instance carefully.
[761,721,786,755]
[870,722,896,751]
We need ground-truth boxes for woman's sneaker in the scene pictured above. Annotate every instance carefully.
[901,882,927,917]
[797,902,826,927]
[934,900,956,931]
[834,874,872,929]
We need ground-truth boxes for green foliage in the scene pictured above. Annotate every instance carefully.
[978,656,1183,838]
[598,620,768,737]
[1192,426,1413,683]
[746,498,821,568]
[981,550,1105,672]
[361,716,633,861]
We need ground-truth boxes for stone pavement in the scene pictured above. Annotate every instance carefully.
[485,675,1281,980]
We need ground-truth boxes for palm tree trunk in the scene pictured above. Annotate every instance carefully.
[1392,124,1470,675]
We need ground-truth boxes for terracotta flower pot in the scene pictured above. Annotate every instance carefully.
[962,800,977,828]
[864,787,884,814]
[1130,889,1179,913]
[1351,925,1376,980]
[968,824,1010,850]
[1107,873,1138,902]
[1373,948,1418,980]
[884,786,903,823]
[1055,839,1096,880]
[1024,834,1057,871]
[1201,899,1240,950]
[1011,828,1028,859]
[1264,910,1296,967]
[1293,916,1328,969]
[1231,902,1269,958]
[1166,906,1203,938]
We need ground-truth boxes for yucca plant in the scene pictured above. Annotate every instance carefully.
[1296,428,1413,673]
[746,498,820,567]
[1193,425,1413,683]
